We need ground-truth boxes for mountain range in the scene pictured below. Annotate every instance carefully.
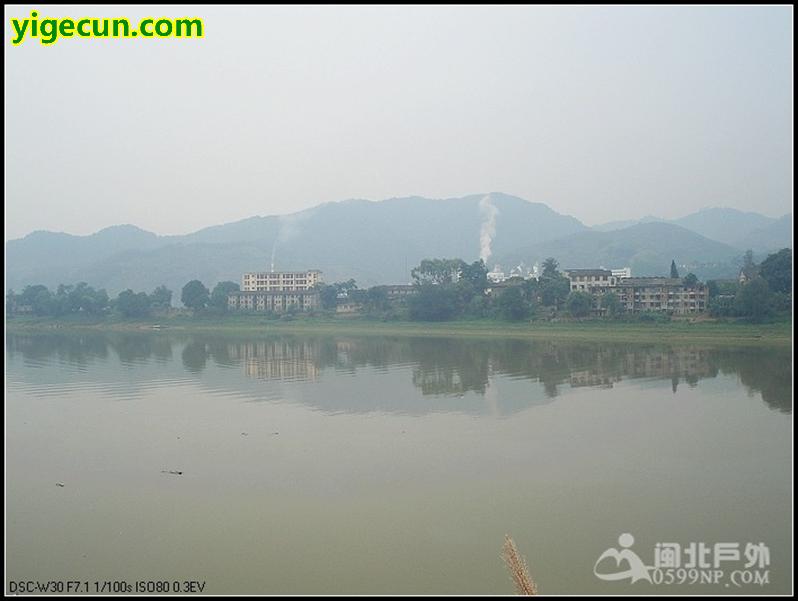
[593,208,791,250]
[6,193,792,296]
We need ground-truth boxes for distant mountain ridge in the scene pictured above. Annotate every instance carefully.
[6,193,587,294]
[6,195,791,296]
[495,222,746,281]
[594,208,792,251]
[732,214,792,252]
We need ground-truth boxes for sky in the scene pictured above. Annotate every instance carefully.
[4,5,793,240]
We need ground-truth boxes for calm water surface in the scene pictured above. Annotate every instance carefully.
[6,331,792,594]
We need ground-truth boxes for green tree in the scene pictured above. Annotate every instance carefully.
[709,295,736,317]
[412,258,465,285]
[317,280,358,310]
[670,260,679,279]
[707,280,720,299]
[116,289,152,318]
[339,279,358,294]
[465,294,489,318]
[734,277,772,322]
[541,257,560,278]
[50,284,75,316]
[682,273,699,288]
[6,289,17,315]
[539,275,570,309]
[742,249,757,276]
[759,248,791,294]
[364,286,390,313]
[210,281,240,311]
[67,282,108,314]
[566,291,594,318]
[601,292,623,317]
[521,278,540,299]
[181,280,210,311]
[709,279,739,297]
[495,286,529,321]
[408,283,460,321]
[19,284,53,315]
[150,285,173,310]
[318,284,339,310]
[460,260,489,292]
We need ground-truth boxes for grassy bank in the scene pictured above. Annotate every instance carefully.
[6,314,792,346]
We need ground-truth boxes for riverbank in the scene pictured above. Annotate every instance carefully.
[6,314,792,346]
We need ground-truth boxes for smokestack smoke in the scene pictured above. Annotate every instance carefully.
[479,194,498,263]
[268,210,313,273]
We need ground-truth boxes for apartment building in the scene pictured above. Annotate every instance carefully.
[614,277,709,314]
[610,267,632,280]
[566,269,619,292]
[566,269,708,314]
[229,269,322,312]
[241,270,322,292]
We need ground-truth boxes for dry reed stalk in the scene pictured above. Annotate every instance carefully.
[501,534,538,595]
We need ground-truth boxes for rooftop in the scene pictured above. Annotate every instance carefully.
[565,269,613,276]
[616,277,688,287]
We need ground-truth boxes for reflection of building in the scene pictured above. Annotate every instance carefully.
[229,340,320,381]
[229,269,322,312]
[624,347,710,379]
[569,370,621,388]
[567,347,713,390]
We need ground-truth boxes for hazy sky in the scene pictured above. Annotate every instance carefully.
[5,5,793,239]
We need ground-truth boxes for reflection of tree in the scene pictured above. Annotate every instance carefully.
[8,332,107,365]
[713,348,792,413]
[110,334,157,365]
[409,339,489,396]
[181,340,208,373]
[152,337,173,362]
[207,340,234,367]
[6,332,792,415]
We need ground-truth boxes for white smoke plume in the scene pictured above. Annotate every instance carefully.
[270,239,278,272]
[269,208,316,272]
[479,194,499,264]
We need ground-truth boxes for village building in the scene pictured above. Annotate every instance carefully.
[613,277,709,314]
[565,269,708,314]
[566,269,619,292]
[372,284,418,300]
[610,267,632,280]
[241,270,322,292]
[228,269,322,312]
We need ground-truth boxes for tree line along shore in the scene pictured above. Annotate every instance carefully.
[6,250,791,342]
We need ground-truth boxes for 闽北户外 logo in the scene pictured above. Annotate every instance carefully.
[593,533,771,588]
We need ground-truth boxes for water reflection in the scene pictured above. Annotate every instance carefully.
[6,331,792,414]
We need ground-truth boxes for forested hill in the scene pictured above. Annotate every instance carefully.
[7,193,585,294]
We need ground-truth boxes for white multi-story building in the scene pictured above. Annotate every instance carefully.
[487,264,506,283]
[566,269,618,292]
[230,269,323,313]
[241,270,322,292]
